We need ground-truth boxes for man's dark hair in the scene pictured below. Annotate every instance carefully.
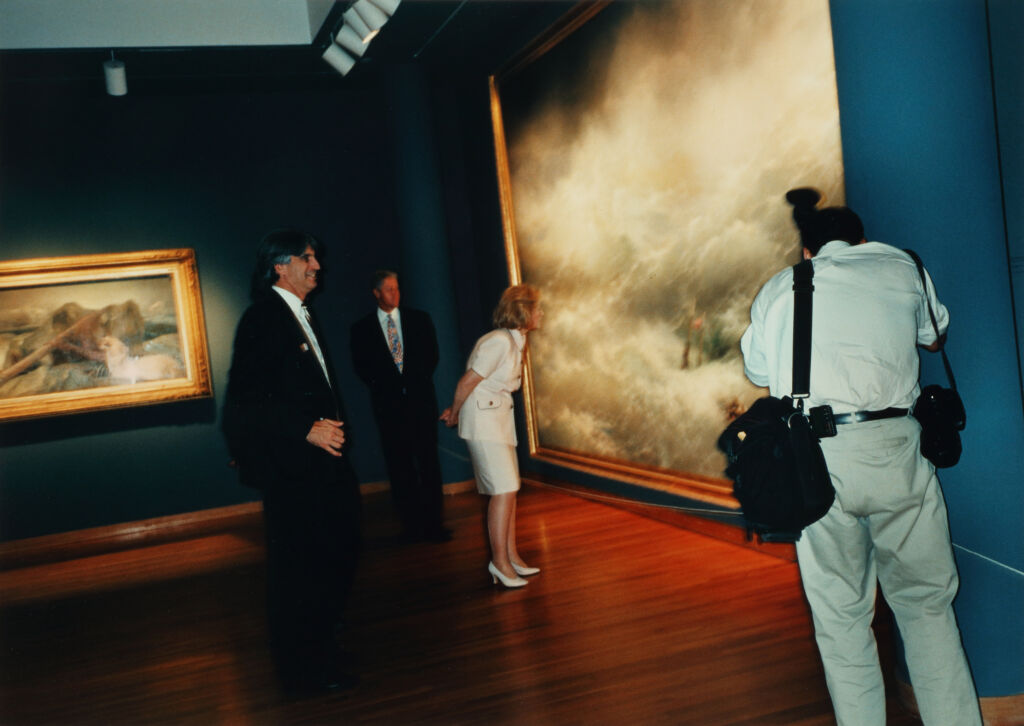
[251,229,320,298]
[372,269,398,291]
[785,188,864,255]
[817,207,864,247]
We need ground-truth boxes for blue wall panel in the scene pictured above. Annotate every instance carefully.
[830,0,1023,697]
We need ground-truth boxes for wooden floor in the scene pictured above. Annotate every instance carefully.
[0,484,921,725]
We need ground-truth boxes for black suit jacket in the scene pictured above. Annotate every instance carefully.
[224,291,357,490]
[350,307,440,431]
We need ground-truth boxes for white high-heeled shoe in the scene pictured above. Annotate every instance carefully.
[488,561,527,588]
[512,562,540,577]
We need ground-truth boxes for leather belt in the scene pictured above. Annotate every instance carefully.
[833,407,909,425]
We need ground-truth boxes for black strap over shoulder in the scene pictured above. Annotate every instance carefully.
[904,249,958,391]
[791,259,814,400]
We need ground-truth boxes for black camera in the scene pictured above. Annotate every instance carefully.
[809,405,837,438]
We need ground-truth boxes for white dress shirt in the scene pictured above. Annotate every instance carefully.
[740,241,948,414]
[273,286,330,384]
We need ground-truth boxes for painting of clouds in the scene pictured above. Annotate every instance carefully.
[495,0,845,484]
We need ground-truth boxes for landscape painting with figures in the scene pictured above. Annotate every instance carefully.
[0,276,185,398]
[492,0,845,494]
[0,249,212,421]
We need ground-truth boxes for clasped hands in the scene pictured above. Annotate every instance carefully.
[307,418,346,456]
[439,407,458,427]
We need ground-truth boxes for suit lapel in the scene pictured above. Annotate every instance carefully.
[304,306,336,389]
[274,294,334,390]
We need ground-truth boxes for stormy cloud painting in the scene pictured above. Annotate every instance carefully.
[493,0,845,488]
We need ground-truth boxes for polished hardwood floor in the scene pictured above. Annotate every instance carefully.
[0,484,921,725]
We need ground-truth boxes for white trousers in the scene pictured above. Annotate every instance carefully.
[795,416,981,726]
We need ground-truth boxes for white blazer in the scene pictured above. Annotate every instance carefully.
[458,328,525,445]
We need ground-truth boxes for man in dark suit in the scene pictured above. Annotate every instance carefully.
[223,229,361,697]
[350,270,449,542]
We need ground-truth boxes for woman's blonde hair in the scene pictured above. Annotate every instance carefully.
[492,283,540,330]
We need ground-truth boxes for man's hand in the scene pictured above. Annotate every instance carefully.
[307,418,346,456]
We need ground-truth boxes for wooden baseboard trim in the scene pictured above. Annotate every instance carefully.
[366,479,475,495]
[0,474,786,571]
[898,679,1023,726]
[524,475,796,562]
[443,479,477,495]
[0,480,481,571]
[0,501,264,571]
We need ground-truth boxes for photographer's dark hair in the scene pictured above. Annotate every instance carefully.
[785,188,864,256]
[251,229,320,298]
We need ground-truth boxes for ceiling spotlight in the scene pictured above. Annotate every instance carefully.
[335,24,368,57]
[103,55,127,96]
[368,0,400,16]
[353,0,389,32]
[321,43,355,76]
[343,6,378,43]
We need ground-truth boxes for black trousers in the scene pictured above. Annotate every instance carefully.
[377,411,445,537]
[261,477,361,682]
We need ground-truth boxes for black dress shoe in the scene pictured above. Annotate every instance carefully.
[282,671,359,699]
[318,671,360,692]
[422,527,453,542]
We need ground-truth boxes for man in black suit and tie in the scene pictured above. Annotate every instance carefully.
[223,229,361,696]
[350,270,449,542]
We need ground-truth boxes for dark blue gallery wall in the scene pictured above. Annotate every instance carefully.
[0,76,416,541]
[989,0,1024,398]
[829,0,1023,696]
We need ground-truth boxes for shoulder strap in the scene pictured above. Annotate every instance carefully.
[904,249,958,391]
[791,259,814,401]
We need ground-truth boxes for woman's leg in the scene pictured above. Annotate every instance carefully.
[487,492,517,577]
[506,495,527,567]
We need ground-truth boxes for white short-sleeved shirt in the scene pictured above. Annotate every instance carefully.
[458,328,526,444]
[740,241,948,414]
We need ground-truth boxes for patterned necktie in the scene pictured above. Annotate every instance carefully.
[386,313,404,373]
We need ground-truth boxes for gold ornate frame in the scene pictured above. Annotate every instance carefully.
[488,2,737,508]
[0,249,212,421]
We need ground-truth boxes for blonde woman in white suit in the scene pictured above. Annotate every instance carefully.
[440,284,542,588]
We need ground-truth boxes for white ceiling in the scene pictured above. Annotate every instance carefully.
[0,0,337,49]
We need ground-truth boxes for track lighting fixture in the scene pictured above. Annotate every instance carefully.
[321,0,402,77]
[321,43,355,75]
[334,24,368,57]
[343,6,377,43]
[103,52,127,96]
[368,0,401,16]
[352,0,388,33]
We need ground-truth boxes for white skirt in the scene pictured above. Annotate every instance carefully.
[465,439,520,495]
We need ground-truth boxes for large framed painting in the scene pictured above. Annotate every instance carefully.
[490,0,845,505]
[0,249,213,422]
